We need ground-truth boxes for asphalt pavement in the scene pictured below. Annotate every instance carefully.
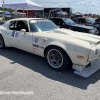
[0,48,100,100]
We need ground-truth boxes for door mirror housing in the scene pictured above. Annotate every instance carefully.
[20,29,26,33]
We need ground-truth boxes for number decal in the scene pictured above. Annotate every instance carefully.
[12,31,20,37]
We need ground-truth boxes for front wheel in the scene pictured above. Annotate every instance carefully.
[0,35,5,49]
[45,46,72,71]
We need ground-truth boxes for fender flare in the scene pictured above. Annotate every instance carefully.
[44,41,73,63]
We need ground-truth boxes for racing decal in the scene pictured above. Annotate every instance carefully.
[41,38,47,45]
[77,55,84,59]
[33,44,44,49]
[12,31,20,37]
[40,46,44,49]
[34,38,38,43]
[33,44,38,47]
[12,31,15,36]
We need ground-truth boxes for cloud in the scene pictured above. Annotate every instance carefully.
[95,7,100,10]
[90,2,98,6]
[71,6,85,9]
[32,0,70,2]
[41,3,68,7]
[77,1,88,5]
[77,1,99,6]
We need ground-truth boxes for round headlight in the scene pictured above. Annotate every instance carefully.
[95,49,98,57]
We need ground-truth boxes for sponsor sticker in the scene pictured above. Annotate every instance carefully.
[33,44,44,49]
[40,46,44,49]
[34,38,38,43]
[33,44,38,47]
[77,55,84,59]
[12,31,15,36]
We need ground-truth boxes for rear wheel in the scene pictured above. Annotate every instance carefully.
[0,35,5,49]
[45,46,72,71]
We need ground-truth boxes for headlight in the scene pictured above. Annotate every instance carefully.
[88,48,98,61]
[94,28,97,31]
[94,24,100,27]
[89,30,95,34]
[94,49,98,58]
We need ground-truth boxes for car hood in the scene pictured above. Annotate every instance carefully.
[39,28,100,46]
[54,28,100,44]
[70,24,94,29]
[37,28,100,47]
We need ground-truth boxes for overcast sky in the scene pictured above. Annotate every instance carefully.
[0,0,100,14]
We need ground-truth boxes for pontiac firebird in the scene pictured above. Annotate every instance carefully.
[0,18,100,78]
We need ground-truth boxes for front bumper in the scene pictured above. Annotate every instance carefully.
[72,58,100,78]
[93,31,99,35]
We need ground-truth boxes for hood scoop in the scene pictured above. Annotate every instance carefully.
[53,29,68,35]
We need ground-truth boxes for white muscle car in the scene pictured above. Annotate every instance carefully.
[0,18,100,78]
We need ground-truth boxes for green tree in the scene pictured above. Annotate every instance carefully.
[0,7,14,13]
[96,14,100,17]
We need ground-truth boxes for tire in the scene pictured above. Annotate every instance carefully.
[45,46,72,71]
[0,35,5,49]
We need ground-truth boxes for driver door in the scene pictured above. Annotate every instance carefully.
[16,20,34,53]
[6,21,20,48]
[6,20,34,53]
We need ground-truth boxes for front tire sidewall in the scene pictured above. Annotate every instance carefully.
[0,35,5,49]
[45,47,71,71]
[47,49,63,69]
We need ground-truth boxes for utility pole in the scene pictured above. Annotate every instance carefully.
[2,0,5,20]
[2,0,4,11]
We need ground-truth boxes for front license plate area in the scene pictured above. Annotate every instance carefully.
[74,58,100,78]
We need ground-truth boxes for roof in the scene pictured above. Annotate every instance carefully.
[8,18,45,21]
[72,17,86,19]
[50,17,69,19]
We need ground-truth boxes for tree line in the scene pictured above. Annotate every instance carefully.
[0,7,14,13]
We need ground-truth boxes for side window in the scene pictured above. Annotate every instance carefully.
[60,19,66,25]
[78,19,86,23]
[23,21,29,32]
[53,19,62,25]
[17,21,29,32]
[57,19,61,25]
[72,19,77,23]
[78,19,82,23]
[9,21,17,30]
[51,19,65,25]
[52,19,58,25]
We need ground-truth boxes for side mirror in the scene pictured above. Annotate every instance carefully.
[20,29,26,33]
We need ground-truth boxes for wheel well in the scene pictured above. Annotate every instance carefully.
[0,34,4,39]
[44,45,72,64]
[0,34,3,38]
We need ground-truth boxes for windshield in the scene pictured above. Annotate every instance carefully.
[88,18,95,23]
[29,20,58,32]
[64,18,75,25]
